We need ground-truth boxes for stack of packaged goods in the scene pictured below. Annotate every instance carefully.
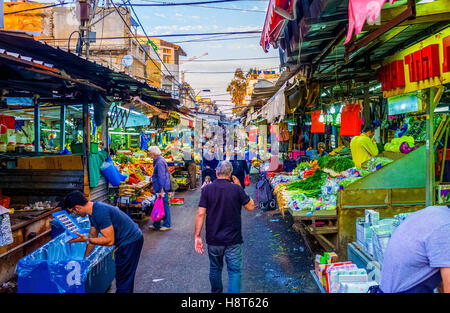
[355,209,414,264]
[118,183,135,197]
[314,252,377,293]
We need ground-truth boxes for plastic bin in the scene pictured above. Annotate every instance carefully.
[16,230,115,293]
[90,142,99,154]
[370,220,396,264]
[51,216,91,239]
[71,143,83,154]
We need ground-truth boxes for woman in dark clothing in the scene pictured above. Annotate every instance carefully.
[230,152,250,189]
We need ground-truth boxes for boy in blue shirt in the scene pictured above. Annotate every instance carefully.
[63,190,143,293]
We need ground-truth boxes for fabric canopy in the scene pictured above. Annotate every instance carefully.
[260,83,287,123]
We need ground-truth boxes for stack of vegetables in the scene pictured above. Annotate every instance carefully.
[318,155,355,173]
[292,161,313,175]
[384,136,417,153]
[285,170,328,199]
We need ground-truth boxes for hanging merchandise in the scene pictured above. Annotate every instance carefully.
[48,133,56,147]
[140,133,149,151]
[311,110,325,133]
[345,0,396,44]
[0,205,13,246]
[340,104,363,136]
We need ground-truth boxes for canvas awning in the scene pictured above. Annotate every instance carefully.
[260,0,297,52]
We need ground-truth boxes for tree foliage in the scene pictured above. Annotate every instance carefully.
[226,68,248,114]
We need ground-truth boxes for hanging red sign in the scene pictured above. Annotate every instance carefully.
[378,27,450,98]
[311,110,324,133]
[340,104,362,136]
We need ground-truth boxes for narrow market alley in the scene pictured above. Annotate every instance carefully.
[111,175,320,293]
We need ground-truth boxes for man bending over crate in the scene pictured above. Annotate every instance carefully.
[63,190,143,293]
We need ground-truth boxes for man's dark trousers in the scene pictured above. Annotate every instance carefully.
[114,235,144,293]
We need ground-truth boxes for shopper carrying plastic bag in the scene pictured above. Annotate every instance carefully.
[150,196,165,222]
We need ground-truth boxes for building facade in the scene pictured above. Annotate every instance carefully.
[2,2,186,98]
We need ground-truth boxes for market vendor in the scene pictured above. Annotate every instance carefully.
[311,142,328,160]
[372,205,450,293]
[349,125,379,168]
[62,190,143,293]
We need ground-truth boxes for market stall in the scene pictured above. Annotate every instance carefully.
[0,31,181,288]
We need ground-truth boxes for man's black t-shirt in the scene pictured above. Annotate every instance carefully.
[198,178,251,246]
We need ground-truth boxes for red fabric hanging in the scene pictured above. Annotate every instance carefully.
[340,104,363,136]
[0,114,15,129]
[311,110,325,133]
[248,130,257,142]
[344,0,396,44]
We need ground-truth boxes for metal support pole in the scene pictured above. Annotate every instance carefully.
[82,102,90,157]
[34,98,40,153]
[60,105,66,151]
[439,125,449,184]
[426,87,435,206]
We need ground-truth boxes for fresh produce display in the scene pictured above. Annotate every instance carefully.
[286,170,327,191]
[332,157,354,173]
[399,141,418,154]
[292,162,313,175]
[317,156,332,169]
[384,136,415,153]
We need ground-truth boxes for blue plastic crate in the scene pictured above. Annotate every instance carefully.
[51,216,90,239]
[16,230,115,293]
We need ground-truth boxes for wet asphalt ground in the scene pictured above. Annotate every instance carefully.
[110,174,321,293]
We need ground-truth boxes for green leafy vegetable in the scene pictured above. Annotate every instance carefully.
[286,170,327,191]
[318,156,332,169]
[331,157,354,173]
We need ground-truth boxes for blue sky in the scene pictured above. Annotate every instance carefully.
[131,0,280,113]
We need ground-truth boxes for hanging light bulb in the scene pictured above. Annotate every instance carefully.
[319,111,324,123]
[330,106,336,114]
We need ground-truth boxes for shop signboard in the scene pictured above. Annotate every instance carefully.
[387,91,423,115]
[378,26,450,98]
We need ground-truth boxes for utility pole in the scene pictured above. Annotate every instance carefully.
[0,0,4,29]
[76,0,92,58]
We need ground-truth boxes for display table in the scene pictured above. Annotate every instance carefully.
[347,242,381,283]
[310,270,326,293]
[288,207,338,252]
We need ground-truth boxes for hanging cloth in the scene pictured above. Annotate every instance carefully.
[345,0,396,44]
[340,104,363,136]
[311,110,325,133]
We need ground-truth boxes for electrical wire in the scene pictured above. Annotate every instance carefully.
[131,0,267,12]
[111,0,199,104]
[39,31,262,42]
[126,0,266,6]
[172,35,260,43]
[183,56,278,62]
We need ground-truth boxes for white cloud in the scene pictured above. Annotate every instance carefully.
[154,13,166,18]
[153,25,178,32]
[179,25,203,31]
[191,16,200,20]
[227,43,260,50]
[175,12,183,17]
[226,26,261,32]
[206,44,224,49]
